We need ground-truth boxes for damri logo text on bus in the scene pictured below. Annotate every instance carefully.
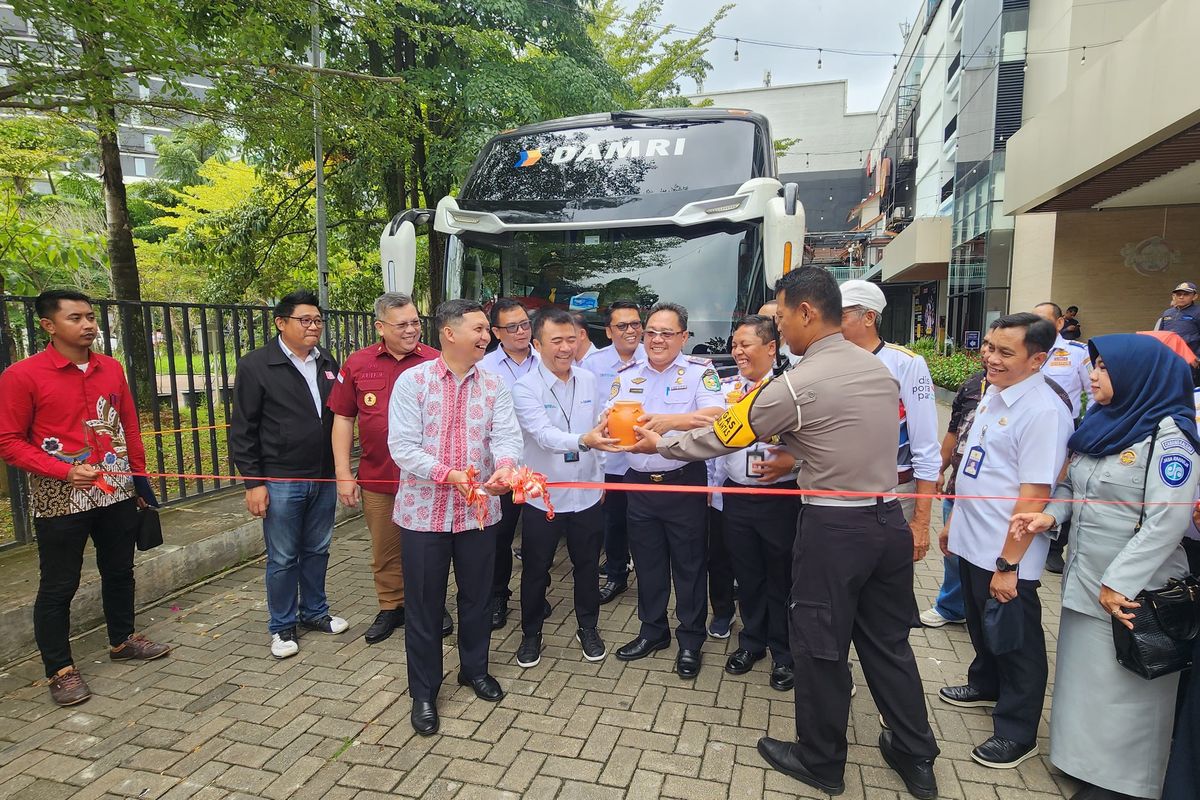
[514,138,687,168]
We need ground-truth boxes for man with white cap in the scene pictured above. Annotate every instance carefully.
[840,280,940,563]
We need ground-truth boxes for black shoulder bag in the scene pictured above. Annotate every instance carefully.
[1111,429,1200,679]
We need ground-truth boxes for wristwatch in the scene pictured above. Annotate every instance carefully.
[577,435,591,452]
[995,557,1020,573]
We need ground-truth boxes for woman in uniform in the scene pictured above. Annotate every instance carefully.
[1011,333,1199,800]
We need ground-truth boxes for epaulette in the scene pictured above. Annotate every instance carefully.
[1066,341,1087,350]
[720,374,741,385]
[685,355,713,367]
[616,360,639,373]
[882,342,917,358]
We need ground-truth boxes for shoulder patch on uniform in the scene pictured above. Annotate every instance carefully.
[616,360,638,373]
[609,377,620,400]
[1162,436,1197,455]
[686,355,713,367]
[713,380,769,448]
[883,343,917,358]
[1159,453,1192,488]
[701,368,721,392]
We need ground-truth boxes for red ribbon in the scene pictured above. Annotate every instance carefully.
[462,465,556,528]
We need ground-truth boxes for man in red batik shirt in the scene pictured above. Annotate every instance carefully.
[328,292,439,645]
[0,290,169,707]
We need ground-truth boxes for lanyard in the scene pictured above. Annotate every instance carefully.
[502,350,533,380]
[541,374,576,429]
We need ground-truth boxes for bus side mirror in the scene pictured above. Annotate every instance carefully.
[763,182,805,288]
[380,209,433,295]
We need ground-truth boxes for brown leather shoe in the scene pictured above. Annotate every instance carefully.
[48,667,91,707]
[109,633,171,662]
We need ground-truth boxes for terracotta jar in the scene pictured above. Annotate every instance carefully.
[607,400,645,447]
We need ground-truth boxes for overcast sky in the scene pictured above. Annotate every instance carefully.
[621,0,920,113]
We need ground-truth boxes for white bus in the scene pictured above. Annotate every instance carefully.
[381,108,805,363]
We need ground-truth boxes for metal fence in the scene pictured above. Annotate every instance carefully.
[0,295,376,549]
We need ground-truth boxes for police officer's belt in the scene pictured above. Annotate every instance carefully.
[629,466,694,483]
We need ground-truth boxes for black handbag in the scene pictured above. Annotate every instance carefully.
[136,507,164,551]
[1112,576,1200,679]
[1111,428,1200,679]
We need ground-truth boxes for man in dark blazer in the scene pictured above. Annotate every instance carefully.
[230,290,347,659]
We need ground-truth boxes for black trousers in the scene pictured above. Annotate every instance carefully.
[723,482,799,663]
[492,493,523,600]
[790,500,938,784]
[1163,637,1200,800]
[34,498,139,677]
[602,473,630,583]
[959,558,1047,745]
[401,525,496,702]
[626,462,709,650]
[708,508,736,620]
[520,502,603,636]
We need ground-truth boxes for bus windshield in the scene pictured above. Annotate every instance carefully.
[446,224,765,356]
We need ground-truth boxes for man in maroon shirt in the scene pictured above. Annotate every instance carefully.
[0,290,170,707]
[328,292,438,645]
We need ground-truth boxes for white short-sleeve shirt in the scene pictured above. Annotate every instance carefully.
[949,371,1074,580]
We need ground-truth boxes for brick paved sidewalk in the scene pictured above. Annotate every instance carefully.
[0,519,1079,800]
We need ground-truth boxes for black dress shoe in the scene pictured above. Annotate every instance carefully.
[970,735,1038,769]
[725,648,766,675]
[938,684,998,708]
[1070,783,1142,800]
[490,598,509,630]
[879,730,937,799]
[770,662,794,692]
[441,608,453,638]
[410,700,438,735]
[676,649,701,679]
[757,737,845,795]
[364,608,404,645]
[599,580,627,605]
[615,635,671,661]
[457,672,505,702]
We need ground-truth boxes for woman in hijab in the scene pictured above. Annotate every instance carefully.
[1011,334,1199,800]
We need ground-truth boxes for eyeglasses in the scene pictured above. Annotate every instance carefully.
[644,329,684,341]
[496,320,532,334]
[286,316,325,328]
[378,319,422,331]
[610,321,643,332]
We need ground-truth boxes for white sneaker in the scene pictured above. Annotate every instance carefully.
[271,630,299,659]
[920,607,966,628]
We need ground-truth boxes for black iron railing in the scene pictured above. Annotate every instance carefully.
[0,296,377,548]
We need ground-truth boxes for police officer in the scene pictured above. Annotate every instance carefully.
[1156,281,1200,358]
[608,302,725,679]
[627,268,939,799]
[582,301,646,603]
[709,314,800,691]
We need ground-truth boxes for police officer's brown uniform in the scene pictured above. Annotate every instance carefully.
[656,331,939,793]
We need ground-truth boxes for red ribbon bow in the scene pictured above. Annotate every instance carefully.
[459,465,555,528]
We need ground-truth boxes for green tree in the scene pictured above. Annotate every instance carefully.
[152,122,235,186]
[588,0,732,108]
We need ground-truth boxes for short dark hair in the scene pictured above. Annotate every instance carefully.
[604,300,640,325]
[274,290,320,319]
[1035,301,1063,319]
[989,312,1057,355]
[735,314,778,347]
[489,297,526,327]
[35,288,92,319]
[569,311,587,330]
[775,267,841,322]
[435,299,485,334]
[532,307,575,340]
[647,301,688,331]
[1067,305,1079,313]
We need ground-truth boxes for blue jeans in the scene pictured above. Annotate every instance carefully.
[935,499,965,621]
[262,480,336,633]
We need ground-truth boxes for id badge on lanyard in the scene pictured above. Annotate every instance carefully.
[745,446,766,480]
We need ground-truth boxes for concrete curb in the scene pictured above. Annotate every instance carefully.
[0,494,362,668]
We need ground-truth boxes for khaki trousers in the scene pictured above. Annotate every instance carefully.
[362,489,404,608]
